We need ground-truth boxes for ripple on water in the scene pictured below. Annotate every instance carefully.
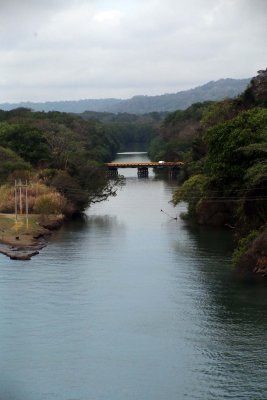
[0,152,266,400]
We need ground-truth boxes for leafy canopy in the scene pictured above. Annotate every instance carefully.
[204,107,267,185]
[0,122,50,165]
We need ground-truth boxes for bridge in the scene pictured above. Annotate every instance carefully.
[106,161,184,177]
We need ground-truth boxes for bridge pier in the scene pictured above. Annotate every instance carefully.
[106,161,183,178]
[168,167,180,178]
[107,167,118,177]
[137,167,148,177]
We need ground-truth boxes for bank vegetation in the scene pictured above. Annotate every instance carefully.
[149,69,267,277]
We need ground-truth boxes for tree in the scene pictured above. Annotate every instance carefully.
[0,146,31,181]
[204,108,267,185]
[172,174,209,219]
[0,122,50,165]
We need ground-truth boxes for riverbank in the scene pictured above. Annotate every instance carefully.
[236,225,267,278]
[0,213,65,260]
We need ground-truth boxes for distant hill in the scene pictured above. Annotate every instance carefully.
[0,78,250,114]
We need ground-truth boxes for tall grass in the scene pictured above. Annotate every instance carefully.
[0,182,70,215]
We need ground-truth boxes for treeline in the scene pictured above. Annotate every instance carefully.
[79,110,165,150]
[150,69,267,276]
[0,108,122,215]
[148,101,214,161]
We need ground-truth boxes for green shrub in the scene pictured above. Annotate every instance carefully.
[172,174,209,219]
[33,193,64,215]
[232,230,259,267]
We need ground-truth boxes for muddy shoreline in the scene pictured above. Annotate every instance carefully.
[0,241,47,260]
[0,214,65,260]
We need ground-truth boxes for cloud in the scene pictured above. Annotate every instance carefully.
[0,0,266,102]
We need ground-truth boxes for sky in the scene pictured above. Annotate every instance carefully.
[0,0,266,102]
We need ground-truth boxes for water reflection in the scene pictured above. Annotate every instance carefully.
[169,224,267,400]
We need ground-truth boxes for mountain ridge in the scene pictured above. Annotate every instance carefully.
[0,78,250,114]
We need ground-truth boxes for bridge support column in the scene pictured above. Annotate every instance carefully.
[168,168,173,178]
[168,167,180,178]
[137,167,148,178]
[107,167,118,177]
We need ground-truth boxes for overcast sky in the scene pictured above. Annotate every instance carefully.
[0,0,266,102]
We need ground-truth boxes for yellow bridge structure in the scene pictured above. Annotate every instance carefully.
[106,161,184,177]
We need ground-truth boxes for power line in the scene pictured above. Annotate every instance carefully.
[1,179,267,203]
[176,197,267,202]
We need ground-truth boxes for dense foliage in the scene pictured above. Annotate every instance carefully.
[148,102,213,161]
[79,111,164,150]
[169,69,267,270]
[204,107,267,185]
[0,108,122,214]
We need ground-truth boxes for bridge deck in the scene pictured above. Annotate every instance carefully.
[106,162,184,168]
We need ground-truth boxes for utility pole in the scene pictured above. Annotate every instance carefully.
[19,178,23,215]
[25,180,29,231]
[14,179,29,233]
[14,180,19,233]
[14,180,17,220]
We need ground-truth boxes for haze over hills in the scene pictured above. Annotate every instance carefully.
[0,78,250,114]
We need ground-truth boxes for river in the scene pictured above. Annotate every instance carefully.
[0,152,266,400]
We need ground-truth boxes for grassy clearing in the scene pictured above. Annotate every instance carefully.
[0,213,49,247]
[0,180,67,247]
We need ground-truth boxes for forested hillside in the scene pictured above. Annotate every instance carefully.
[152,69,267,277]
[0,78,250,114]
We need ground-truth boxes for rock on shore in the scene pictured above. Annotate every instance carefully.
[0,242,46,260]
[237,226,267,278]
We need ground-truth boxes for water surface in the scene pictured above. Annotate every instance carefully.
[0,152,266,400]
